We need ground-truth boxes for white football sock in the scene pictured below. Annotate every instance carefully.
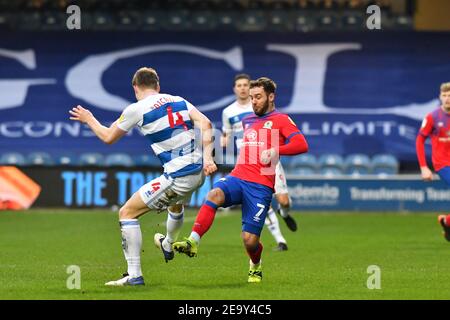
[189,231,201,245]
[250,259,262,268]
[162,207,184,252]
[265,208,287,244]
[120,219,143,279]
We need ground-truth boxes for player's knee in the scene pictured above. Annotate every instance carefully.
[168,204,183,213]
[206,188,225,206]
[119,206,134,220]
[242,233,259,250]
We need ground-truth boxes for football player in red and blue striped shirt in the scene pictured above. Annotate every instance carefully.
[173,77,308,282]
[416,82,450,241]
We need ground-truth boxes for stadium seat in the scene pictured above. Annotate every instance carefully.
[318,154,344,170]
[267,10,293,31]
[18,12,41,31]
[141,10,165,31]
[55,154,79,166]
[341,11,364,30]
[27,152,54,166]
[292,12,317,32]
[344,154,372,176]
[289,167,317,176]
[91,12,115,31]
[117,11,141,31]
[40,12,66,30]
[0,152,26,165]
[164,11,190,31]
[279,156,292,168]
[371,154,399,176]
[190,11,217,31]
[393,15,413,30]
[133,154,161,167]
[320,166,344,177]
[237,10,267,32]
[79,153,105,166]
[104,153,134,167]
[0,13,9,30]
[288,154,317,174]
[216,11,239,31]
[317,12,340,30]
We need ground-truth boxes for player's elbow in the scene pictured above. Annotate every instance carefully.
[296,137,309,154]
[297,144,308,155]
[202,118,212,130]
[301,142,309,154]
[415,134,425,147]
[103,136,117,145]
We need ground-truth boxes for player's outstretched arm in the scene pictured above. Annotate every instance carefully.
[416,134,433,181]
[260,134,308,165]
[69,105,127,145]
[189,107,217,176]
[420,166,433,181]
[416,115,434,181]
[278,133,308,155]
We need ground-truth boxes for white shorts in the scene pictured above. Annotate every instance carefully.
[139,171,205,211]
[274,162,289,195]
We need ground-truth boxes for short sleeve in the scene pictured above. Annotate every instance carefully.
[185,100,197,113]
[116,103,140,132]
[222,109,232,133]
[418,113,434,137]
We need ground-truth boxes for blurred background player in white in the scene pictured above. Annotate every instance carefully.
[221,73,297,251]
[69,67,216,286]
[416,82,450,241]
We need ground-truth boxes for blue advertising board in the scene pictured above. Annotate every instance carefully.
[1,31,449,162]
[14,166,450,211]
[287,176,450,211]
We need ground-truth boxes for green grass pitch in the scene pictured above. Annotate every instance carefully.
[1,209,450,300]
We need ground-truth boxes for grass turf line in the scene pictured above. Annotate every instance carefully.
[0,209,449,299]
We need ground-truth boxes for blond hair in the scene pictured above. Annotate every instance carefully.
[441,82,450,93]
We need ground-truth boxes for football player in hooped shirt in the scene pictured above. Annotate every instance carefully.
[416,82,450,241]
[173,77,308,283]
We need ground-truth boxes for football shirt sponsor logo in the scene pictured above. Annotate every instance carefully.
[246,129,257,142]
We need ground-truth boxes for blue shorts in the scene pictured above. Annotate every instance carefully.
[213,175,273,236]
[437,166,450,187]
